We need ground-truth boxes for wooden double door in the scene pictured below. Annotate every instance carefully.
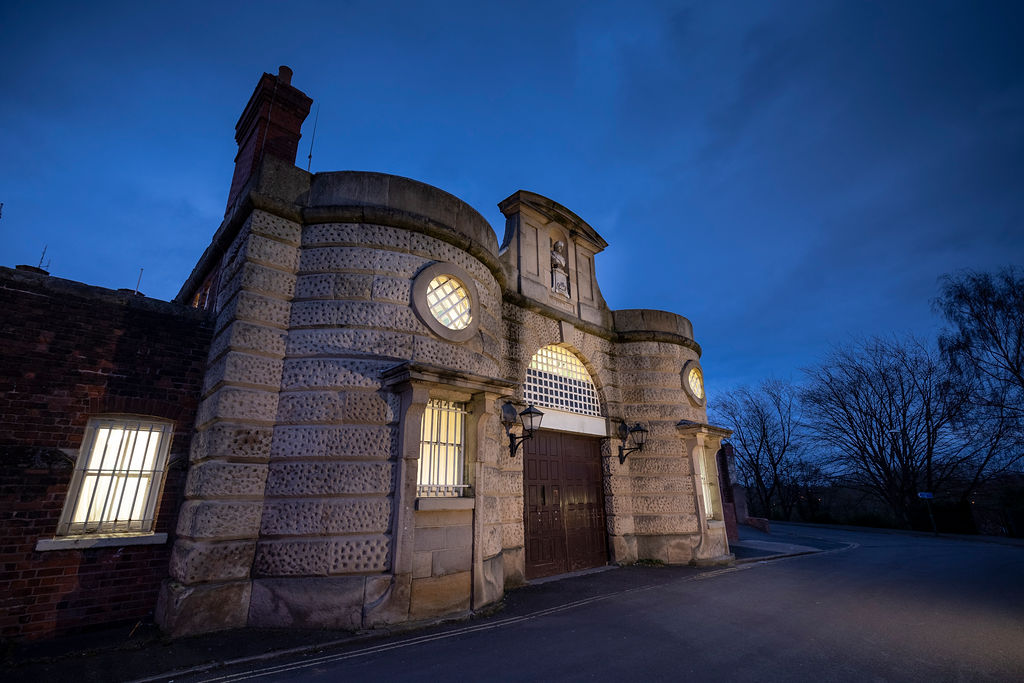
[523,431,608,579]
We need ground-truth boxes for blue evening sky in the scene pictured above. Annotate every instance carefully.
[1,1,1021,400]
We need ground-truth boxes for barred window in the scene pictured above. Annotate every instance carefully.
[418,399,468,497]
[425,275,472,331]
[699,445,721,521]
[58,417,173,536]
[524,345,601,417]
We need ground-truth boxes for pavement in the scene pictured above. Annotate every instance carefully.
[729,523,830,561]
[3,522,1010,682]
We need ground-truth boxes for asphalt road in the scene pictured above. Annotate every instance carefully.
[189,524,1024,682]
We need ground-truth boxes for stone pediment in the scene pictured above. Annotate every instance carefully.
[497,190,609,327]
[498,191,608,253]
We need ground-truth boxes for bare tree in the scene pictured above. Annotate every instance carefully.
[936,267,1024,418]
[802,337,1020,527]
[711,379,800,519]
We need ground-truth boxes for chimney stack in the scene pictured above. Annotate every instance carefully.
[224,65,313,214]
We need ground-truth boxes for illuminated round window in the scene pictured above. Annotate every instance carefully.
[682,359,706,406]
[426,275,472,330]
[688,366,704,400]
[412,262,480,343]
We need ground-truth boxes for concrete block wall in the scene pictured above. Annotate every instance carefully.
[0,268,210,640]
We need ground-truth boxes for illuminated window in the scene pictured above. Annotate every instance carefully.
[682,359,706,407]
[425,275,472,331]
[412,262,479,342]
[58,417,173,535]
[418,400,468,497]
[524,345,601,417]
[688,366,704,400]
[699,445,721,521]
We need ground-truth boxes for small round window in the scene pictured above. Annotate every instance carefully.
[411,262,480,343]
[426,274,472,330]
[688,366,704,400]
[682,359,706,407]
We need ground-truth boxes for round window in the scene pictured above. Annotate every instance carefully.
[688,366,704,400]
[411,262,480,343]
[425,274,472,330]
[682,359,706,406]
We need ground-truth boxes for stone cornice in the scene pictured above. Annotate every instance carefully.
[675,420,732,438]
[177,163,508,304]
[380,361,516,394]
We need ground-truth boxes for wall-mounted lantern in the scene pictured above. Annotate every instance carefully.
[617,420,648,464]
[501,402,544,458]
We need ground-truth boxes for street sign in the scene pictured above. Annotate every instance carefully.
[918,492,934,499]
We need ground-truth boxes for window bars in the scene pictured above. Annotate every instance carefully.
[418,399,468,497]
[58,418,173,535]
[425,275,472,330]
[699,444,720,521]
[524,345,601,417]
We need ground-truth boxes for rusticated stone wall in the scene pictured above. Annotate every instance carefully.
[247,215,504,629]
[159,159,728,637]
[610,310,728,565]
[160,209,302,635]
[612,338,702,563]
[500,305,624,571]
[162,167,510,634]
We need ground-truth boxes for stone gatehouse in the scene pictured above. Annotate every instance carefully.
[156,66,732,636]
[0,66,732,641]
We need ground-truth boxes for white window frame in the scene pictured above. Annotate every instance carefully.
[56,416,174,537]
[699,443,722,521]
[417,399,468,497]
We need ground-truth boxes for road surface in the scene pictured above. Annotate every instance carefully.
[181,524,1024,682]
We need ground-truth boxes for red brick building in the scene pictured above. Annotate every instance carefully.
[0,268,210,639]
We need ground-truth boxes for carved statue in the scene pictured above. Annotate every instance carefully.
[551,240,570,297]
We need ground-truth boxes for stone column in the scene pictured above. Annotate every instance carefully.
[157,209,300,636]
[469,391,505,608]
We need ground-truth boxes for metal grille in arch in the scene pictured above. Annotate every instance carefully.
[524,345,601,417]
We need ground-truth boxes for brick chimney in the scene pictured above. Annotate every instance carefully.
[225,65,313,214]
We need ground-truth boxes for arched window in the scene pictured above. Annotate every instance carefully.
[524,345,601,416]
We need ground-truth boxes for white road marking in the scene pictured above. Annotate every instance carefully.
[139,545,856,683]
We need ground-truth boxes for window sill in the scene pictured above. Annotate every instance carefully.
[415,497,476,511]
[35,532,168,551]
[706,520,725,529]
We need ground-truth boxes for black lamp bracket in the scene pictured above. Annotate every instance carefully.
[501,402,543,458]
[616,420,648,464]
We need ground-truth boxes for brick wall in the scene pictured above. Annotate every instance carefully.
[0,267,211,640]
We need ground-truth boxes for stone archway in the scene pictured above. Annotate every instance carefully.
[520,345,609,579]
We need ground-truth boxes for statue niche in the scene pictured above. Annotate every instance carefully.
[551,239,570,298]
